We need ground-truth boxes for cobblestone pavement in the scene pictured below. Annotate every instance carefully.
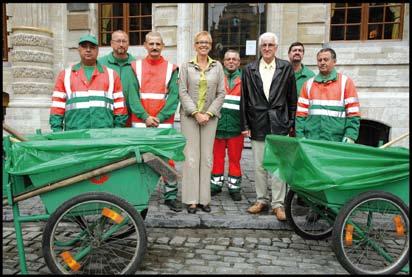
[3,222,350,275]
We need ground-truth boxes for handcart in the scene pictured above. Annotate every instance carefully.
[2,125,186,274]
[263,135,409,275]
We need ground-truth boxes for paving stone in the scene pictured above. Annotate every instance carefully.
[156,237,170,244]
[201,254,221,261]
[169,236,186,246]
[223,256,246,263]
[216,237,230,246]
[205,244,226,251]
[259,237,272,245]
[2,268,19,275]
[247,258,272,265]
[217,250,240,257]
[207,261,231,268]
[215,267,243,274]
[195,249,215,255]
[231,237,245,247]
[227,246,248,252]
[184,259,206,265]
[257,265,283,273]
[187,237,201,243]
[183,242,200,248]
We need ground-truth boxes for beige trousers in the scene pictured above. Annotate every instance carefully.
[251,140,286,208]
[180,113,218,205]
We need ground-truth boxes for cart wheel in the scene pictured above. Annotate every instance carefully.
[332,191,409,275]
[285,189,334,240]
[42,192,147,275]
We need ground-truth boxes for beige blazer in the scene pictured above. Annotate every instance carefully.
[178,59,226,118]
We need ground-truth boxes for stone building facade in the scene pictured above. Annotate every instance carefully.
[3,3,409,147]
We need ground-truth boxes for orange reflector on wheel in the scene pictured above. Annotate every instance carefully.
[393,215,405,236]
[102,207,124,224]
[60,251,81,272]
[345,224,354,246]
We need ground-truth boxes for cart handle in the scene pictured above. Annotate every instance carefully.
[3,123,28,142]
[379,132,409,149]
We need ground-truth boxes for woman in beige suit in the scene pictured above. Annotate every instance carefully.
[179,31,226,214]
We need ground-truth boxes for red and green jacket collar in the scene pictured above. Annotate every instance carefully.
[72,61,105,73]
[107,52,135,65]
[314,68,338,83]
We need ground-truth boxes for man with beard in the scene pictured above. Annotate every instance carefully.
[287,42,315,137]
[288,42,315,97]
[99,30,136,126]
[128,31,182,212]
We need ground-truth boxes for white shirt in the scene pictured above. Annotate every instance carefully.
[259,58,276,100]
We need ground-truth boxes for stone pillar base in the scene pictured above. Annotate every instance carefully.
[8,26,54,134]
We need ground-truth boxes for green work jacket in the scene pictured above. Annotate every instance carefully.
[98,52,136,112]
[295,64,315,97]
[216,68,242,139]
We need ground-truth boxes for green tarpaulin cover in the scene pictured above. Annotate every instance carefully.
[263,135,409,191]
[5,128,186,175]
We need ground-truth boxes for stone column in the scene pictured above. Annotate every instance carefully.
[6,4,54,134]
[177,3,204,67]
[177,3,193,67]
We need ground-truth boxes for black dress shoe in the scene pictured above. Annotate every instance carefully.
[198,204,211,213]
[229,191,241,201]
[165,199,182,212]
[187,205,197,214]
[211,189,222,196]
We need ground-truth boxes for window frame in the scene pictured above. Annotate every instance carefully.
[330,3,404,41]
[98,3,152,46]
[204,3,267,67]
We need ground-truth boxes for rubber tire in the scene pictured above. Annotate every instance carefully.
[285,189,333,240]
[42,192,147,274]
[332,191,409,275]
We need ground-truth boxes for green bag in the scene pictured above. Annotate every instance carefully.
[6,128,186,175]
[263,135,409,192]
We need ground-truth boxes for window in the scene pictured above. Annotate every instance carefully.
[98,3,152,46]
[330,3,404,41]
[205,3,266,66]
[3,3,8,61]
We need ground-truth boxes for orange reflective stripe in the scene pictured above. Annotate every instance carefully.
[102,207,124,224]
[60,251,81,272]
[345,224,354,246]
[393,215,405,236]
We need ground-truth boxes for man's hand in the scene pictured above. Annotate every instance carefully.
[145,116,160,127]
[342,136,355,143]
[288,127,296,137]
[195,113,210,126]
[241,130,251,137]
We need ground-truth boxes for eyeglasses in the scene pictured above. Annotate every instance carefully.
[195,41,211,45]
[112,39,128,44]
[261,43,276,48]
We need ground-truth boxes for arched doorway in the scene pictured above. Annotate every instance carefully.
[205,3,266,67]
